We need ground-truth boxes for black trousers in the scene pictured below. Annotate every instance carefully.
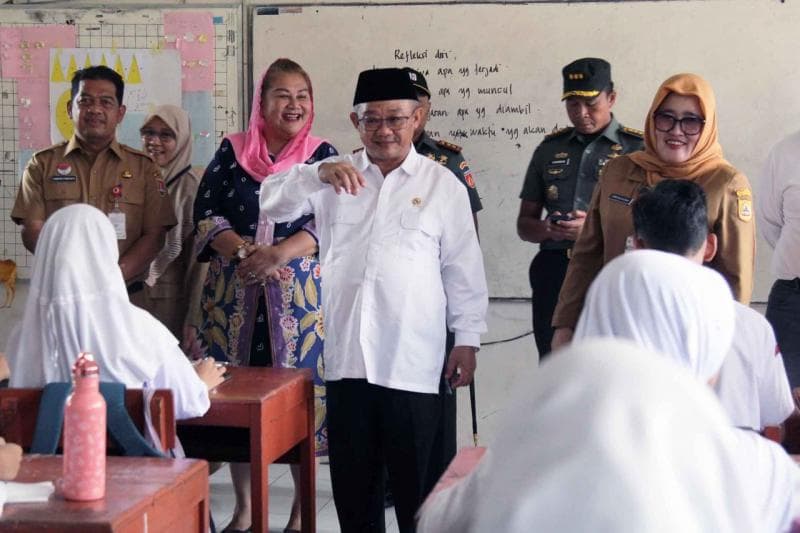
[327,379,441,533]
[529,249,570,359]
[766,278,800,387]
[423,331,458,493]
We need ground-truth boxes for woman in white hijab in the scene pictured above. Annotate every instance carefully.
[417,338,800,532]
[574,249,735,382]
[5,204,224,419]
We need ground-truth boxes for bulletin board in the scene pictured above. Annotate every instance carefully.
[252,0,798,300]
[0,4,243,278]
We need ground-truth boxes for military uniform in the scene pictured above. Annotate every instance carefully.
[415,132,483,213]
[404,67,484,500]
[11,136,176,286]
[520,117,643,357]
[552,155,755,331]
[519,57,645,359]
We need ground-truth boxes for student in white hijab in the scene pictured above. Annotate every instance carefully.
[574,249,735,383]
[5,204,224,419]
[417,338,800,533]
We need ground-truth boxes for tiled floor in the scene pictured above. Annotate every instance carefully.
[209,461,400,533]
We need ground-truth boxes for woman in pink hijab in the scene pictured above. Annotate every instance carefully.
[193,58,336,532]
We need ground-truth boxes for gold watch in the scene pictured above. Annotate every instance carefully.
[233,241,249,260]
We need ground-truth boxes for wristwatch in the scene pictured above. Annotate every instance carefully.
[232,241,249,260]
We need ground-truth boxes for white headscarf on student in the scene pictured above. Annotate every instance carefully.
[7,205,193,396]
[417,338,800,533]
[574,249,735,381]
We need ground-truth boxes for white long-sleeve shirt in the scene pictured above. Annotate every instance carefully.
[758,131,800,280]
[261,147,488,393]
[714,303,794,430]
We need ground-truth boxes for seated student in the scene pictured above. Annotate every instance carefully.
[417,338,800,532]
[574,248,735,384]
[630,179,794,430]
[5,204,225,420]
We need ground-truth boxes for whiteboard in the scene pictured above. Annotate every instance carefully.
[0,4,243,278]
[251,0,799,300]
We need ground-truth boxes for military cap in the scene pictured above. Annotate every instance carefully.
[561,58,612,100]
[353,68,419,105]
[403,67,431,98]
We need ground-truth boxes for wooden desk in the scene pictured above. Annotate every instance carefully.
[0,455,209,532]
[178,366,314,533]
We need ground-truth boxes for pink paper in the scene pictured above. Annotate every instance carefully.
[163,11,215,92]
[0,26,76,79]
[17,79,50,149]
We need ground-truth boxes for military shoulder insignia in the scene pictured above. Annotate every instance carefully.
[621,126,644,138]
[543,127,573,141]
[736,188,753,222]
[435,139,462,153]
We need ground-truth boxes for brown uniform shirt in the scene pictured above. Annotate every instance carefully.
[11,136,177,258]
[552,155,755,330]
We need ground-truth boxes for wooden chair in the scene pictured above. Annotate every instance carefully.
[0,387,176,452]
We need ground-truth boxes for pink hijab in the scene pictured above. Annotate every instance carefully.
[226,60,325,181]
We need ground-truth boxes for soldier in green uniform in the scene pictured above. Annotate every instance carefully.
[404,66,482,496]
[405,67,483,228]
[516,58,643,359]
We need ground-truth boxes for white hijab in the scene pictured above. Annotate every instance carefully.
[574,249,735,381]
[7,205,169,387]
[418,338,800,533]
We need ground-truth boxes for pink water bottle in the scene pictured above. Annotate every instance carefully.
[62,352,106,501]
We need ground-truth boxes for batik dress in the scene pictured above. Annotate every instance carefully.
[194,138,337,454]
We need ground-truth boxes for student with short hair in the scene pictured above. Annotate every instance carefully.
[631,179,794,430]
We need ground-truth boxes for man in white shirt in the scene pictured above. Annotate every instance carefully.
[759,133,800,388]
[633,179,794,430]
[260,68,488,533]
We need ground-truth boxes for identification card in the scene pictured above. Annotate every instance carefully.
[109,211,126,240]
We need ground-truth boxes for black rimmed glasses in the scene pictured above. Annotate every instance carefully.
[653,112,705,135]
[358,115,411,132]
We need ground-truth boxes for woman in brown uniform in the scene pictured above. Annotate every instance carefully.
[551,73,755,349]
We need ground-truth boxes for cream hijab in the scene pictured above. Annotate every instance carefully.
[574,249,734,381]
[7,205,171,387]
[141,105,194,285]
[628,73,732,182]
[142,104,192,183]
[418,338,800,533]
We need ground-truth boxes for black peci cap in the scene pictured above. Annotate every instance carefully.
[353,68,419,105]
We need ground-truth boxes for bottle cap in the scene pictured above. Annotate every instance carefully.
[73,352,100,379]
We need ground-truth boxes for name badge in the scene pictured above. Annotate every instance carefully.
[609,193,634,206]
[109,211,126,240]
[50,175,77,182]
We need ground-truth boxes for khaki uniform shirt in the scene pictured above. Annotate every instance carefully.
[11,136,176,259]
[552,155,755,329]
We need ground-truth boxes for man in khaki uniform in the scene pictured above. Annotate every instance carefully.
[11,66,175,295]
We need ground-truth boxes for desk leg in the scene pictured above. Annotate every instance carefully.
[301,379,316,533]
[252,413,268,533]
